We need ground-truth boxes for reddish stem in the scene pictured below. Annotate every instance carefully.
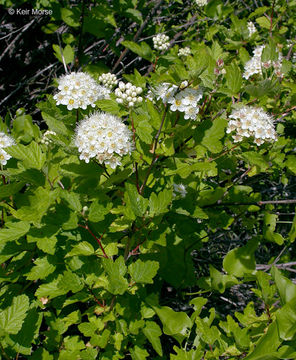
[78,224,108,258]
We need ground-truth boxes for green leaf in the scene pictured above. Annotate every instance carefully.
[130,345,149,360]
[223,238,258,277]
[225,63,242,95]
[289,214,296,243]
[244,321,280,360]
[126,183,148,217]
[66,241,95,257]
[0,182,26,198]
[276,299,296,341]
[128,260,159,284]
[194,118,227,154]
[143,321,163,356]
[136,119,154,144]
[88,200,112,222]
[256,16,271,29]
[61,8,80,27]
[9,308,43,355]
[121,41,153,61]
[263,213,285,245]
[14,187,58,226]
[102,256,128,295]
[26,256,56,280]
[61,192,82,212]
[261,39,278,62]
[207,265,238,293]
[0,295,29,335]
[152,305,192,337]
[6,141,46,170]
[35,275,67,299]
[272,266,296,305]
[149,189,173,216]
[58,271,84,293]
[41,112,70,136]
[0,221,30,242]
[53,44,74,64]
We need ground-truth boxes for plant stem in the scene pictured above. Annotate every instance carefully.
[78,224,108,258]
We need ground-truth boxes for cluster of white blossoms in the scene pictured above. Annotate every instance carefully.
[153,34,170,51]
[54,72,110,110]
[243,45,283,80]
[41,130,56,145]
[74,112,133,169]
[173,183,187,198]
[0,132,15,166]
[115,82,143,107]
[247,21,256,37]
[155,82,202,120]
[195,0,207,5]
[178,47,191,57]
[98,72,118,89]
[226,106,277,146]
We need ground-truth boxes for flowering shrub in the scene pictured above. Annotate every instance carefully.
[0,0,296,359]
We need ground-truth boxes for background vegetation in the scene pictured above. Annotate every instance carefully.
[0,0,296,358]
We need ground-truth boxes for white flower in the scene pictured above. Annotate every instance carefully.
[227,106,277,145]
[0,148,11,166]
[98,72,118,89]
[184,106,199,120]
[155,83,178,103]
[247,22,256,37]
[243,45,283,79]
[0,132,15,148]
[173,183,187,198]
[166,87,202,120]
[0,132,15,166]
[41,130,56,145]
[195,0,207,5]
[54,72,109,110]
[178,47,191,57]
[115,82,143,108]
[153,34,170,52]
[74,112,133,168]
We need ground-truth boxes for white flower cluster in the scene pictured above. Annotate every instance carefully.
[54,72,110,110]
[153,34,170,51]
[247,21,256,37]
[226,106,277,146]
[0,132,15,166]
[156,83,202,120]
[98,72,118,89]
[195,0,207,5]
[243,45,283,80]
[115,82,143,107]
[41,130,56,145]
[173,183,187,198]
[178,47,191,57]
[74,112,133,169]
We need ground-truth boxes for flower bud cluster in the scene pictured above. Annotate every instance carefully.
[243,45,283,80]
[41,130,57,145]
[115,82,143,107]
[54,72,110,111]
[74,112,133,169]
[178,47,191,57]
[98,72,118,89]
[153,34,170,51]
[0,132,15,166]
[226,106,277,146]
[247,21,256,37]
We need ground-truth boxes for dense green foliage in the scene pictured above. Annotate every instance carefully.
[0,0,296,358]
